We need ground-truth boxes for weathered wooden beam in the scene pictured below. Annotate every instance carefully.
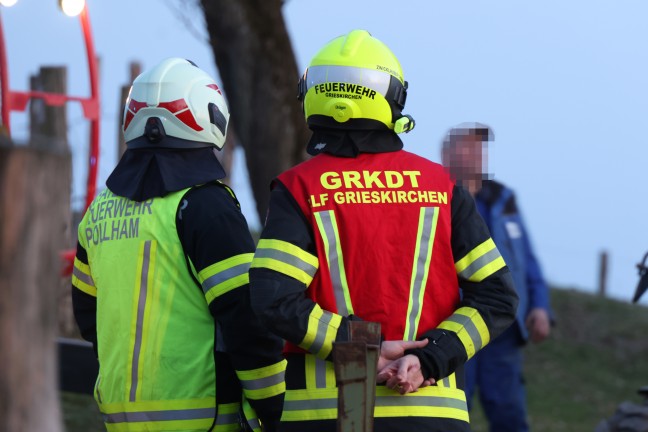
[0,142,71,431]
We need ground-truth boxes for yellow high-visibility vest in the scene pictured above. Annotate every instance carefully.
[78,187,218,431]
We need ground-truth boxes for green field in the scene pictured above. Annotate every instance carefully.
[469,288,648,431]
[61,392,104,431]
[61,288,648,431]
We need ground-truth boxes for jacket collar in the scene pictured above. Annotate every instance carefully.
[307,128,403,158]
[106,147,226,201]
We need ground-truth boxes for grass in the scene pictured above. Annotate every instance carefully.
[60,287,648,431]
[468,287,648,432]
[61,392,104,431]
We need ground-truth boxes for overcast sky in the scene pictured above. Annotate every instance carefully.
[3,0,647,304]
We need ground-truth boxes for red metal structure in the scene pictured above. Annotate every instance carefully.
[0,1,100,211]
[0,1,100,276]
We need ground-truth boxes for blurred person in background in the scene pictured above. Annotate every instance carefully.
[71,58,285,432]
[442,122,551,432]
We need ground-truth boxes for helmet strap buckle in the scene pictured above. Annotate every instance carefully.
[394,114,415,134]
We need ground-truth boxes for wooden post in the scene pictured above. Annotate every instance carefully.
[27,66,78,338]
[117,61,141,160]
[29,66,68,152]
[0,136,70,432]
[598,250,608,297]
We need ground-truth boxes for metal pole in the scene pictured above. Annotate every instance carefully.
[79,5,100,211]
[334,321,381,432]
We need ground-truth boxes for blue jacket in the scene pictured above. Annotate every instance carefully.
[475,180,550,342]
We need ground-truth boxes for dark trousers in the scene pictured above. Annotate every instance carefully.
[279,417,470,432]
[465,325,529,432]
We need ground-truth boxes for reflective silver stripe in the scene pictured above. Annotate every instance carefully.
[315,357,327,389]
[104,407,216,423]
[377,395,466,410]
[215,412,240,425]
[73,266,95,287]
[247,417,261,430]
[406,207,438,341]
[306,65,391,96]
[440,377,451,388]
[316,211,352,316]
[284,395,466,411]
[457,247,502,281]
[130,240,151,402]
[309,311,333,354]
[445,314,484,351]
[201,262,250,293]
[284,397,336,411]
[254,248,318,278]
[240,369,286,391]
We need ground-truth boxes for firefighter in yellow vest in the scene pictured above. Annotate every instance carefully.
[72,58,285,432]
[248,30,518,432]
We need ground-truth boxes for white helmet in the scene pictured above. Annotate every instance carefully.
[123,58,230,149]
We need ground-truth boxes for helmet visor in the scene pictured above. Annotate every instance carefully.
[305,65,391,97]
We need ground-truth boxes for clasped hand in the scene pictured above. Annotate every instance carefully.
[375,339,434,395]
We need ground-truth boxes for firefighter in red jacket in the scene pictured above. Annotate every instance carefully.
[249,30,518,432]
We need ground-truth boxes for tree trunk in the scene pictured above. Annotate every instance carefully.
[200,0,309,222]
[0,139,69,432]
[216,123,238,186]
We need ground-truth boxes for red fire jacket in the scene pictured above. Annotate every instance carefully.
[278,151,459,345]
[249,147,518,431]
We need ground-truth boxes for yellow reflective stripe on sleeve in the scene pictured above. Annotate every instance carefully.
[72,258,97,297]
[455,238,506,282]
[299,304,342,359]
[438,372,457,389]
[404,207,439,340]
[437,307,490,360]
[199,253,253,305]
[214,402,241,432]
[251,239,319,286]
[281,385,468,422]
[242,397,262,432]
[236,359,287,400]
[314,210,354,316]
[281,388,337,422]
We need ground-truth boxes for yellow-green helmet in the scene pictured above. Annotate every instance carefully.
[297,30,415,134]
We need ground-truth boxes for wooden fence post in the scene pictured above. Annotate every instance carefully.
[29,66,68,152]
[598,250,608,297]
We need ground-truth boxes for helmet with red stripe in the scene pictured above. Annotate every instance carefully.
[122,58,230,149]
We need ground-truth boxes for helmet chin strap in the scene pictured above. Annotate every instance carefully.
[394,114,415,134]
